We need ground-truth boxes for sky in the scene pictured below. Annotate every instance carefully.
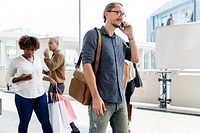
[0,0,170,42]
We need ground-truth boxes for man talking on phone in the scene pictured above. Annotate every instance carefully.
[81,2,139,133]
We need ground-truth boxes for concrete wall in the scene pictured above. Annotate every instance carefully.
[170,75,200,108]
[0,70,7,88]
[1,70,200,109]
[131,72,200,109]
[131,73,160,104]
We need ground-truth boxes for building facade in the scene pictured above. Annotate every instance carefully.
[0,31,79,71]
[147,0,200,42]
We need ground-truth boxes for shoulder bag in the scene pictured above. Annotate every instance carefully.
[69,27,102,105]
[133,63,143,88]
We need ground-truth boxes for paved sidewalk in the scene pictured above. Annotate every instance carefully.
[0,90,109,133]
[1,90,200,133]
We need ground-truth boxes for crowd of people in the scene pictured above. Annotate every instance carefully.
[6,2,139,133]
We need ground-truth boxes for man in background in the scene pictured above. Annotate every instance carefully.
[43,38,80,133]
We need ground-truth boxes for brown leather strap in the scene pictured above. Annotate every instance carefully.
[75,27,102,75]
[94,27,102,75]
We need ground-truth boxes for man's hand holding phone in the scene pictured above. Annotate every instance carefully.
[119,22,124,30]
[119,21,133,38]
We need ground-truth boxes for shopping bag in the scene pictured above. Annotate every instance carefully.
[69,27,102,105]
[48,87,77,133]
[48,101,71,133]
[57,94,77,123]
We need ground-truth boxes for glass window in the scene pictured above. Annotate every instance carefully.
[64,49,78,70]
[0,41,16,69]
[144,49,156,69]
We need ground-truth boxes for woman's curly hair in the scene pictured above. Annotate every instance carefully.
[18,35,40,50]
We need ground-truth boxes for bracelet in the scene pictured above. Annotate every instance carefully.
[128,36,134,41]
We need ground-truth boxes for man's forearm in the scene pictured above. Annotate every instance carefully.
[83,64,100,99]
[128,35,139,63]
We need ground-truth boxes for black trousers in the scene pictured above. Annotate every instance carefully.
[125,80,135,104]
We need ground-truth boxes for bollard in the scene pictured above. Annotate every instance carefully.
[6,83,12,91]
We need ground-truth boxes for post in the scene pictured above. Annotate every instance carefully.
[158,71,172,108]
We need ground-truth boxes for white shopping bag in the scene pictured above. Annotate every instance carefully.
[48,101,71,133]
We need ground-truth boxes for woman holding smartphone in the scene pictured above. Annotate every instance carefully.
[6,35,56,133]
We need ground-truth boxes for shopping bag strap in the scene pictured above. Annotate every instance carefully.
[49,86,63,102]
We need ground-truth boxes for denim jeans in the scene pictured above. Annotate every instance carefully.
[15,93,53,133]
[88,101,128,133]
[48,83,65,103]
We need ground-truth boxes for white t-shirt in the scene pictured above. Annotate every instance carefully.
[6,55,45,98]
[124,60,136,82]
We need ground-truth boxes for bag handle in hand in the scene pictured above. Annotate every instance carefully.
[49,86,64,102]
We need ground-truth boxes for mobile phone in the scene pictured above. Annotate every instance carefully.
[119,23,124,30]
[27,74,32,78]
